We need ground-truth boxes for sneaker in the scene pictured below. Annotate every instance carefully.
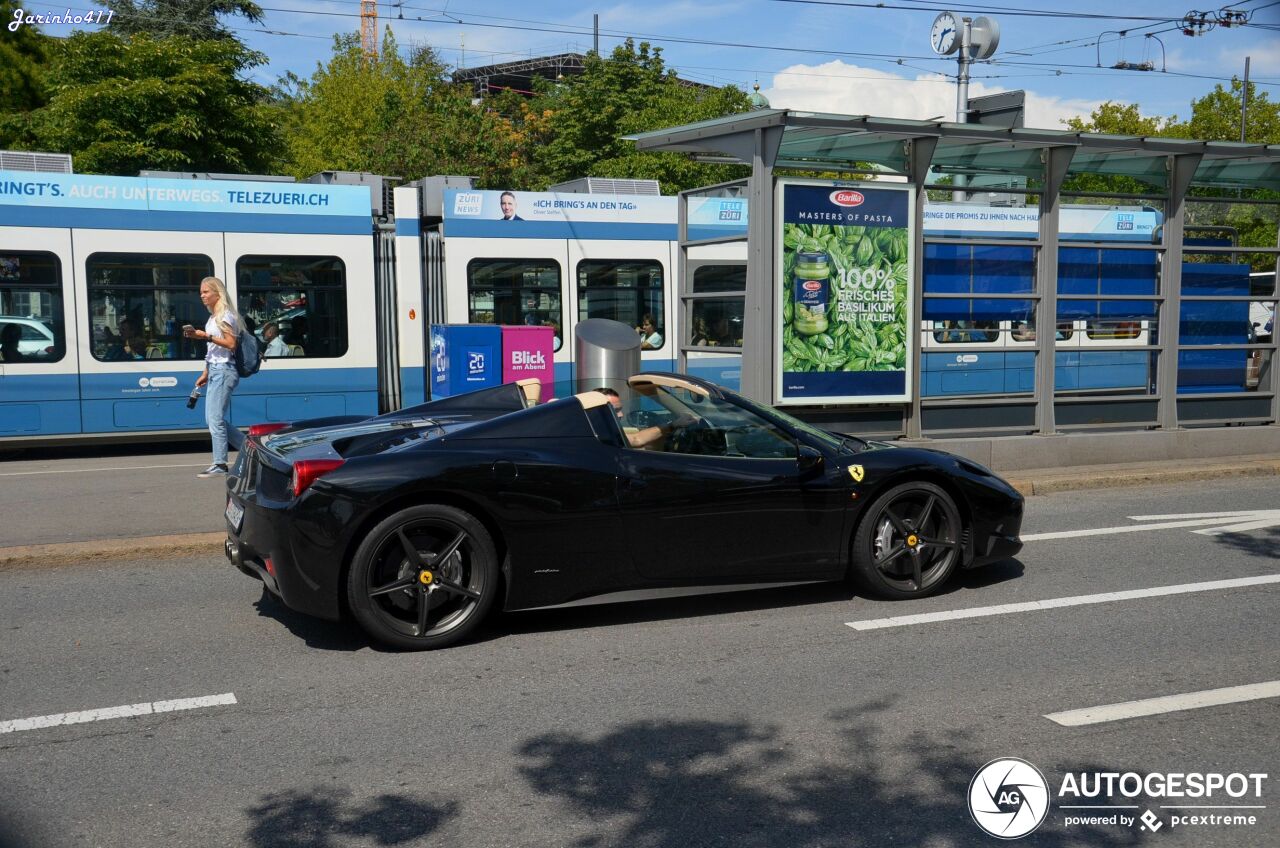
[197,464,229,478]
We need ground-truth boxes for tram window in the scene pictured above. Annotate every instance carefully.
[691,264,746,293]
[931,320,999,344]
[1011,321,1074,342]
[690,298,744,348]
[577,260,664,350]
[1087,321,1142,341]
[467,259,563,351]
[0,251,65,363]
[236,256,347,358]
[86,253,212,362]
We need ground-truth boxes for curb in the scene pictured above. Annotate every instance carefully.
[1005,459,1280,497]
[0,532,225,570]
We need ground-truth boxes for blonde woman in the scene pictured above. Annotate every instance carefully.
[184,276,244,477]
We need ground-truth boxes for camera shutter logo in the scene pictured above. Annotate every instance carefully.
[968,758,1050,839]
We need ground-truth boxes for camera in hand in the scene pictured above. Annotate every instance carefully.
[186,388,201,409]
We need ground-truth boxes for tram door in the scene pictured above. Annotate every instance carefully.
[569,239,676,375]
[224,231,379,423]
[70,228,225,435]
[0,226,79,437]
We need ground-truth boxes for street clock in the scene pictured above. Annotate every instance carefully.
[931,12,959,55]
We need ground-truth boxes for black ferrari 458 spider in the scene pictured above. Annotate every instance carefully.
[225,373,1023,649]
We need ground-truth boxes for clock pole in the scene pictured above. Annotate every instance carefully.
[956,16,973,123]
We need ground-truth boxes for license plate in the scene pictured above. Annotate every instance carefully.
[225,497,244,532]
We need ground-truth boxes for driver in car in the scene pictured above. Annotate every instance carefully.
[596,388,691,451]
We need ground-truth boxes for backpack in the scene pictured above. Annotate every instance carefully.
[234,328,262,378]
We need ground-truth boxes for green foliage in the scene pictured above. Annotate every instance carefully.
[104,0,264,40]
[25,31,281,174]
[522,40,753,193]
[0,0,49,113]
[279,31,527,184]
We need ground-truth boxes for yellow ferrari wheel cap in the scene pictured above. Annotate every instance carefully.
[906,535,918,547]
[848,465,865,483]
[418,570,434,585]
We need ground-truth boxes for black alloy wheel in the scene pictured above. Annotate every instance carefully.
[852,481,963,599]
[348,504,498,650]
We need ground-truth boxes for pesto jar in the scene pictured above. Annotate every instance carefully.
[793,251,830,336]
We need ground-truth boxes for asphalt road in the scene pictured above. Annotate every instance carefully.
[0,477,1277,847]
[0,444,226,547]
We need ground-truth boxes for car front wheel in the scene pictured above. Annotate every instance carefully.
[348,504,498,650]
[852,481,963,600]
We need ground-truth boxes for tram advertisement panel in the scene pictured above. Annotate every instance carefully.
[775,180,914,405]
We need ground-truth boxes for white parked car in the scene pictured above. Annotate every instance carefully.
[0,316,59,360]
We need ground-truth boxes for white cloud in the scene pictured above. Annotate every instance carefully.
[763,60,1102,130]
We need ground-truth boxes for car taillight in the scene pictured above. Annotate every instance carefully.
[249,422,290,437]
[291,458,345,497]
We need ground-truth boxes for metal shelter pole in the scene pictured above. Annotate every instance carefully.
[740,126,783,403]
[1157,153,1203,429]
[905,136,939,439]
[1034,145,1075,436]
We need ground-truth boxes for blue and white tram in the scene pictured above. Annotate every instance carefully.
[391,186,678,404]
[0,171,379,442]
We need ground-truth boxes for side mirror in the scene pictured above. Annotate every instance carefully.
[797,444,824,474]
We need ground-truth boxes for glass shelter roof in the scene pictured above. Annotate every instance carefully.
[626,110,1280,191]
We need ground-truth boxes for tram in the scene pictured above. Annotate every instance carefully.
[0,169,1263,444]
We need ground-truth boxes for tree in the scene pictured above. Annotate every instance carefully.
[26,31,282,174]
[278,31,531,185]
[0,0,49,112]
[1179,79,1280,144]
[104,0,264,40]
[523,40,752,193]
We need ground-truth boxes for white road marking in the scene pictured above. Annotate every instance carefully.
[844,574,1280,631]
[0,693,237,734]
[1020,510,1280,542]
[1045,681,1280,727]
[0,463,207,477]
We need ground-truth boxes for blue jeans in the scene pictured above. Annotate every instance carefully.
[206,364,244,465]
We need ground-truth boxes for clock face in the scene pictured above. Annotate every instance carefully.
[931,12,958,55]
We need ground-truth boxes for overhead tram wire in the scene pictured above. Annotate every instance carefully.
[766,0,1280,27]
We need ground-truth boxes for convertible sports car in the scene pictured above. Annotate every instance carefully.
[225,373,1023,649]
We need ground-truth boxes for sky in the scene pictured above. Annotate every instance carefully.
[20,0,1280,129]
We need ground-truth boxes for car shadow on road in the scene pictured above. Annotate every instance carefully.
[946,557,1027,594]
[490,558,1028,642]
[253,589,373,652]
[514,700,1142,848]
[493,581,858,639]
[245,786,458,847]
[1211,528,1280,561]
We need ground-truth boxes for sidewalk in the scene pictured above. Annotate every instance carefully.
[2,453,1277,569]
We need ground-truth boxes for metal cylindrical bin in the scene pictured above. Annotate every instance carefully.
[574,318,641,393]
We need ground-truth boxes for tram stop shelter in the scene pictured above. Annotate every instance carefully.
[628,110,1280,456]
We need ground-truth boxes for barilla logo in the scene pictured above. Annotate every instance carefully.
[512,350,546,368]
[802,281,823,292]
[830,190,864,207]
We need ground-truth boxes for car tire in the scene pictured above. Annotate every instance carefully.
[851,481,963,600]
[348,504,498,650]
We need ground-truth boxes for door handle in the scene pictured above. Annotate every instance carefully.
[623,477,648,490]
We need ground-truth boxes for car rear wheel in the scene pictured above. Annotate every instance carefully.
[348,504,498,650]
[852,481,963,600]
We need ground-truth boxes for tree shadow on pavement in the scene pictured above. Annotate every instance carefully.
[517,701,1141,848]
[1211,528,1280,561]
[245,786,458,848]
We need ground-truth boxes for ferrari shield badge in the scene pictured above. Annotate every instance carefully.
[848,465,865,483]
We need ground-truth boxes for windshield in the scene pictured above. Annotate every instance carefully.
[723,391,851,453]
